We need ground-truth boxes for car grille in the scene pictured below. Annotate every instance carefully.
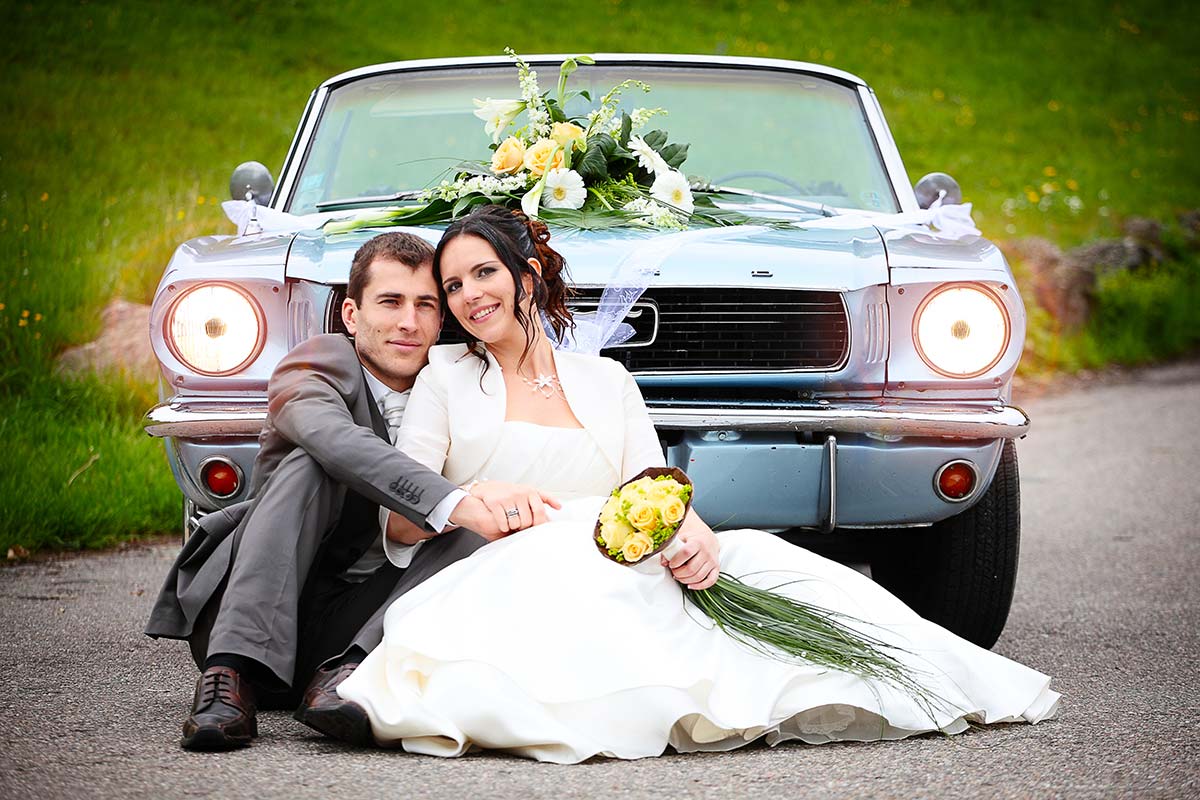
[573,287,847,372]
[328,287,849,372]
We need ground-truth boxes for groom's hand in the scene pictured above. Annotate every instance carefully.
[663,511,721,590]
[469,480,562,533]
[447,495,508,541]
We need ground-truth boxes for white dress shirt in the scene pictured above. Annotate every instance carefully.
[355,366,466,573]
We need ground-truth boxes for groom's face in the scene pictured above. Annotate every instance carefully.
[342,257,442,392]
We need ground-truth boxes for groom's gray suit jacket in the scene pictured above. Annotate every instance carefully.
[144,333,467,684]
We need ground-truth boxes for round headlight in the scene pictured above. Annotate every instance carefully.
[913,283,1010,378]
[165,284,264,375]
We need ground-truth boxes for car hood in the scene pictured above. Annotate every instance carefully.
[285,223,891,291]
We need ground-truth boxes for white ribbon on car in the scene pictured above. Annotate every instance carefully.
[798,194,981,239]
[547,225,770,356]
[221,201,439,242]
[221,200,329,236]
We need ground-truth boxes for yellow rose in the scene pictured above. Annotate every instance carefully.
[660,496,687,526]
[619,477,654,504]
[599,496,622,525]
[600,518,633,551]
[523,138,564,177]
[491,136,526,175]
[621,530,654,563]
[627,501,659,533]
[550,121,584,148]
[646,481,676,502]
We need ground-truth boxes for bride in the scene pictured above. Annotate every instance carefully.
[336,206,1059,763]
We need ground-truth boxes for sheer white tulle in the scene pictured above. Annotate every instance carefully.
[338,422,1058,763]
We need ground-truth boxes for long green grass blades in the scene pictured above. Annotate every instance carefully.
[687,574,945,712]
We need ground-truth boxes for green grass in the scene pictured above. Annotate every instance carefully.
[1,0,1197,551]
[0,374,178,553]
[1018,253,1200,374]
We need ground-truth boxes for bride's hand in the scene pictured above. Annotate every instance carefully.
[663,511,720,590]
[469,480,563,533]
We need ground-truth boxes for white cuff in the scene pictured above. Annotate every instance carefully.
[379,489,468,569]
[428,488,468,533]
[379,508,422,568]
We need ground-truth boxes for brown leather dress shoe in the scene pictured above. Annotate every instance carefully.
[181,666,258,750]
[293,662,372,746]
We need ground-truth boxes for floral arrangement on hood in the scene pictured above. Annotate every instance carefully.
[450,49,700,228]
[325,50,753,234]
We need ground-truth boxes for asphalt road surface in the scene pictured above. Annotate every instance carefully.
[3,362,1198,799]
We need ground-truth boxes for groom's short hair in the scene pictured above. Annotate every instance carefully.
[347,233,436,304]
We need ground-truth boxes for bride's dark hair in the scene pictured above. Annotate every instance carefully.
[433,205,575,372]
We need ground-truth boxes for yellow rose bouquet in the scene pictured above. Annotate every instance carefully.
[594,468,693,565]
[596,468,937,707]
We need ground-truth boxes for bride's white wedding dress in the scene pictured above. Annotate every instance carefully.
[338,407,1059,763]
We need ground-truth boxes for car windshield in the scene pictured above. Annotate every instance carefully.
[287,63,899,215]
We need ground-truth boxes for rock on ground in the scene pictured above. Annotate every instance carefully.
[55,298,156,383]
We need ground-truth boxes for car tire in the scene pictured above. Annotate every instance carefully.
[868,440,1021,649]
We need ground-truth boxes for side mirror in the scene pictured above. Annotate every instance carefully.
[914,172,962,209]
[229,161,275,204]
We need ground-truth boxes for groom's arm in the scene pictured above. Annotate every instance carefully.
[267,336,457,531]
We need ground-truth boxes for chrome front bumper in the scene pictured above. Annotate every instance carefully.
[145,398,1030,440]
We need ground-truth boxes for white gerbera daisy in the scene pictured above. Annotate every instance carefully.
[650,169,694,214]
[542,169,587,209]
[627,135,669,175]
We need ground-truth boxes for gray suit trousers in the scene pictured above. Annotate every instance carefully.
[190,447,484,691]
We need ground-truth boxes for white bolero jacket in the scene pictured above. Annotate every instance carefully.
[381,343,666,567]
[398,343,666,483]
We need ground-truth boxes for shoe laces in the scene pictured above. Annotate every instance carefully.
[199,670,238,707]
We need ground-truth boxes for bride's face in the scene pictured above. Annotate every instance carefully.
[439,233,537,344]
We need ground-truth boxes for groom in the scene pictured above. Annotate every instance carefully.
[146,232,550,750]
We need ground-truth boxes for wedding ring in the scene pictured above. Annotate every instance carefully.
[505,507,521,518]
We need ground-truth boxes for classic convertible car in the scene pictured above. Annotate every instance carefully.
[144,54,1029,648]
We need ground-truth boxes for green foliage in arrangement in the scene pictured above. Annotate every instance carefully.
[0,0,1197,550]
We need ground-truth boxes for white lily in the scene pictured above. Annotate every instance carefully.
[542,169,587,209]
[650,169,694,215]
[521,177,546,218]
[473,98,526,143]
[628,135,669,175]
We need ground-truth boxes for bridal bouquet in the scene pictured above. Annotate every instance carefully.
[595,468,693,564]
[325,50,754,234]
[596,468,930,698]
